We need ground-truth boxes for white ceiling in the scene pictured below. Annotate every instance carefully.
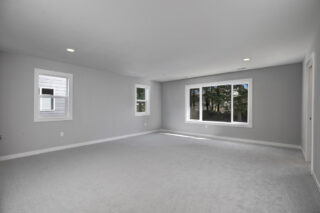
[0,0,319,81]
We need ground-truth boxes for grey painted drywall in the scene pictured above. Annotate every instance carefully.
[309,26,320,184]
[161,63,302,146]
[0,52,161,156]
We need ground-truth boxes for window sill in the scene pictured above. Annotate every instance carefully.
[185,120,252,128]
[135,113,150,117]
[34,117,73,122]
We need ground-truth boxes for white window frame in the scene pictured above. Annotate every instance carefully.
[34,68,73,122]
[135,84,150,116]
[185,78,252,128]
[39,87,56,112]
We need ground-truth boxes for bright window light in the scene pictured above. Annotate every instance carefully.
[34,69,73,122]
[160,133,207,140]
[185,79,252,128]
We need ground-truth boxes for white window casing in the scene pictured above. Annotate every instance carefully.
[185,79,252,128]
[135,84,150,116]
[34,68,73,122]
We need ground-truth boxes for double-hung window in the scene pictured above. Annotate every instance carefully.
[135,84,150,116]
[34,69,73,122]
[185,79,252,127]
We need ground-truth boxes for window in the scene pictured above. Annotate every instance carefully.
[135,84,150,116]
[185,79,252,127]
[34,69,73,122]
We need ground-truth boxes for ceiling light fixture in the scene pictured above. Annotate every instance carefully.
[66,48,75,53]
[243,58,250,62]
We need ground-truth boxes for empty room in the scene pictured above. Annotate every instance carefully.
[1,0,320,212]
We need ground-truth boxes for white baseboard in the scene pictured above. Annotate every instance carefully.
[0,129,302,161]
[0,130,159,161]
[160,129,301,150]
[311,169,320,193]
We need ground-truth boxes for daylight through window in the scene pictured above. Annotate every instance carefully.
[135,84,150,116]
[34,69,73,122]
[185,79,252,127]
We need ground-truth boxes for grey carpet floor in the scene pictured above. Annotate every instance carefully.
[1,133,320,213]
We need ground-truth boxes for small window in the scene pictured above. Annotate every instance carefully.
[185,79,252,127]
[135,84,150,116]
[34,69,73,122]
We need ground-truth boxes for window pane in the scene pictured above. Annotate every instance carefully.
[136,88,145,100]
[40,97,67,117]
[39,74,68,116]
[136,101,146,112]
[39,75,67,97]
[233,84,248,123]
[202,85,231,122]
[40,97,54,111]
[189,88,199,120]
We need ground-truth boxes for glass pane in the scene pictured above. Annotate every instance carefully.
[38,73,70,120]
[136,101,146,112]
[40,97,54,111]
[39,75,67,97]
[136,88,145,100]
[189,88,199,120]
[202,85,231,122]
[233,84,248,123]
[40,97,67,117]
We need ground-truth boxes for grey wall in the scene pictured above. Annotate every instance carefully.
[309,26,320,184]
[0,52,161,156]
[162,63,302,146]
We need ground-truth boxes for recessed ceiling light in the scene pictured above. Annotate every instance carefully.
[66,48,75,53]
[243,58,250,62]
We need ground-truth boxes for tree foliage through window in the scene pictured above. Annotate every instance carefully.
[202,85,231,122]
[189,88,199,119]
[186,80,250,125]
[233,84,248,122]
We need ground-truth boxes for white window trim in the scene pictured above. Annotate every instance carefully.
[185,78,252,128]
[34,68,73,122]
[135,84,150,116]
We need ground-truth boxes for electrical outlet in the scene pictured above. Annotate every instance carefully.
[60,132,64,137]
[144,122,147,127]
[205,125,208,129]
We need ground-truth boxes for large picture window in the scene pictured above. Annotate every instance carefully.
[185,79,252,127]
[34,69,73,122]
